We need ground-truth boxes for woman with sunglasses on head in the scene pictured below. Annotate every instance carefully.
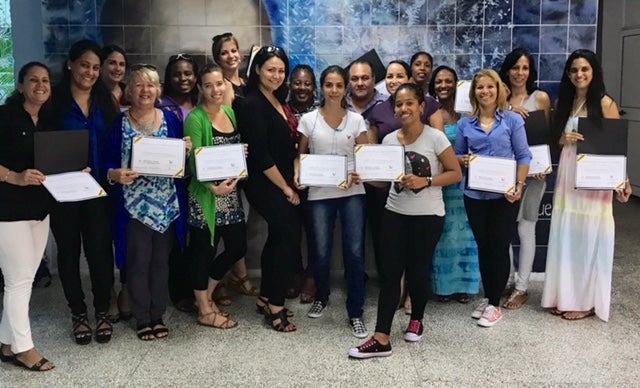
[367,60,443,313]
[349,83,461,358]
[234,46,300,332]
[101,44,128,108]
[183,64,245,329]
[0,62,56,371]
[428,65,480,305]
[294,65,369,338]
[51,39,120,345]
[454,69,532,328]
[498,48,551,310]
[286,64,319,303]
[541,49,631,322]
[212,32,246,105]
[105,64,191,340]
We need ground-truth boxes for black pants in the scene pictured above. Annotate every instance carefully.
[168,236,193,304]
[126,220,174,325]
[190,222,246,290]
[364,183,389,275]
[375,210,444,335]
[245,183,301,307]
[463,196,518,307]
[50,196,114,315]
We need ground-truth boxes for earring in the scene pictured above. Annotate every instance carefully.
[67,66,71,70]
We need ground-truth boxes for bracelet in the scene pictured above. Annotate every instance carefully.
[106,169,116,185]
[2,170,12,183]
[427,176,433,187]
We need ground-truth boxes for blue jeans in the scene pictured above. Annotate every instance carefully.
[308,194,366,319]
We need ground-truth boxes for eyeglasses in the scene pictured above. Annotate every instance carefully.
[169,53,194,63]
[130,63,157,71]
[212,32,233,44]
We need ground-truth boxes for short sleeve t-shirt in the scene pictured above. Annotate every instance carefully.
[298,109,367,201]
[382,125,451,216]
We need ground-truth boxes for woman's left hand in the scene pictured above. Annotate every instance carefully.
[505,185,523,203]
[183,136,192,154]
[616,179,632,203]
[400,174,426,190]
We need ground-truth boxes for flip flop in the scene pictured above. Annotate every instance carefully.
[549,307,565,316]
[13,357,54,372]
[561,310,596,321]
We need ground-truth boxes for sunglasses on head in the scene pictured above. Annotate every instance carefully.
[169,53,194,63]
[212,32,233,44]
[262,46,283,54]
[130,63,157,71]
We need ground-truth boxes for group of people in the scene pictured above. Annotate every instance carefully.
[0,30,632,371]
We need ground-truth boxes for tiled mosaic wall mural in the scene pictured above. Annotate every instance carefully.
[38,0,598,102]
[0,0,13,103]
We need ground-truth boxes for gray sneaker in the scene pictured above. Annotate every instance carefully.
[307,300,326,318]
[350,318,368,338]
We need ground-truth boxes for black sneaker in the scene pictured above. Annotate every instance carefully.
[307,300,326,318]
[404,319,424,342]
[348,337,392,359]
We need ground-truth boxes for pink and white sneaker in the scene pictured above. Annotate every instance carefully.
[404,320,423,342]
[477,305,503,327]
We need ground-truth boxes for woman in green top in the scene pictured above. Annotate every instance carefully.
[183,64,246,329]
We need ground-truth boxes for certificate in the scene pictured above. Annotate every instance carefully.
[131,137,185,177]
[194,144,247,182]
[454,80,472,113]
[42,171,108,203]
[467,155,517,194]
[299,154,347,188]
[354,144,405,182]
[528,145,552,176]
[575,154,627,190]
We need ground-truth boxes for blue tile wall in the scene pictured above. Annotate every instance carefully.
[0,0,12,103]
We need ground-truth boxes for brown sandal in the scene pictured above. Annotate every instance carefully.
[229,275,260,296]
[198,311,238,329]
[561,309,595,321]
[502,290,529,310]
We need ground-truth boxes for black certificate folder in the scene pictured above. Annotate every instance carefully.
[523,110,550,145]
[577,118,628,155]
[34,130,89,174]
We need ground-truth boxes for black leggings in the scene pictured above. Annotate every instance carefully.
[463,196,518,306]
[190,222,247,290]
[374,210,444,335]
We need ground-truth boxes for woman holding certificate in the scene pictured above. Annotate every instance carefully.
[454,69,531,328]
[541,49,631,322]
[498,48,551,310]
[349,83,461,358]
[294,65,369,338]
[105,64,190,340]
[234,46,300,332]
[51,40,120,345]
[0,62,55,371]
[183,64,243,329]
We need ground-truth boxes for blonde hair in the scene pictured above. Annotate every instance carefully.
[125,67,162,104]
[469,69,508,116]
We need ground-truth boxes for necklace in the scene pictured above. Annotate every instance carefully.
[129,109,157,135]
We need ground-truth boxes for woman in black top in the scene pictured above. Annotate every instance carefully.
[235,46,301,332]
[0,62,56,371]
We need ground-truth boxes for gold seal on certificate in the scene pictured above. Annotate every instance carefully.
[299,154,348,188]
[353,144,405,182]
[575,154,627,190]
[43,171,108,202]
[194,143,247,182]
[131,136,186,177]
[528,144,552,176]
[467,154,517,194]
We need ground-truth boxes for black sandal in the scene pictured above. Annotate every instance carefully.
[267,308,296,332]
[136,324,155,341]
[72,313,92,345]
[256,297,294,318]
[151,319,169,339]
[95,312,113,343]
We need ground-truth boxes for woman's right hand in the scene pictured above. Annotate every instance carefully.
[108,168,139,185]
[510,105,530,118]
[9,169,46,186]
[209,178,239,196]
[562,131,584,146]
[283,186,300,205]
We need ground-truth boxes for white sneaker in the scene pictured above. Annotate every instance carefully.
[350,318,368,338]
[307,300,326,318]
[471,298,489,319]
[477,305,503,327]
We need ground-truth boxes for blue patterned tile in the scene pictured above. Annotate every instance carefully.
[539,54,566,81]
[568,26,596,52]
[427,0,455,25]
[456,0,484,25]
[314,26,343,55]
[483,53,507,72]
[455,26,483,54]
[345,2,371,26]
[264,0,288,26]
[513,26,540,53]
[288,0,314,25]
[287,26,314,55]
[539,25,567,53]
[371,0,399,26]
[569,0,597,24]
[399,0,426,26]
[43,25,70,54]
[456,54,483,80]
[483,26,511,56]
[432,54,456,69]
[401,27,430,57]
[427,26,455,55]
[0,1,11,26]
[270,26,286,50]
[513,0,541,25]
[343,27,373,56]
[541,0,568,24]
[538,81,559,101]
[371,26,399,57]
[484,0,512,26]
[316,54,344,72]
[288,54,316,77]
[69,0,97,24]
[314,0,344,26]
